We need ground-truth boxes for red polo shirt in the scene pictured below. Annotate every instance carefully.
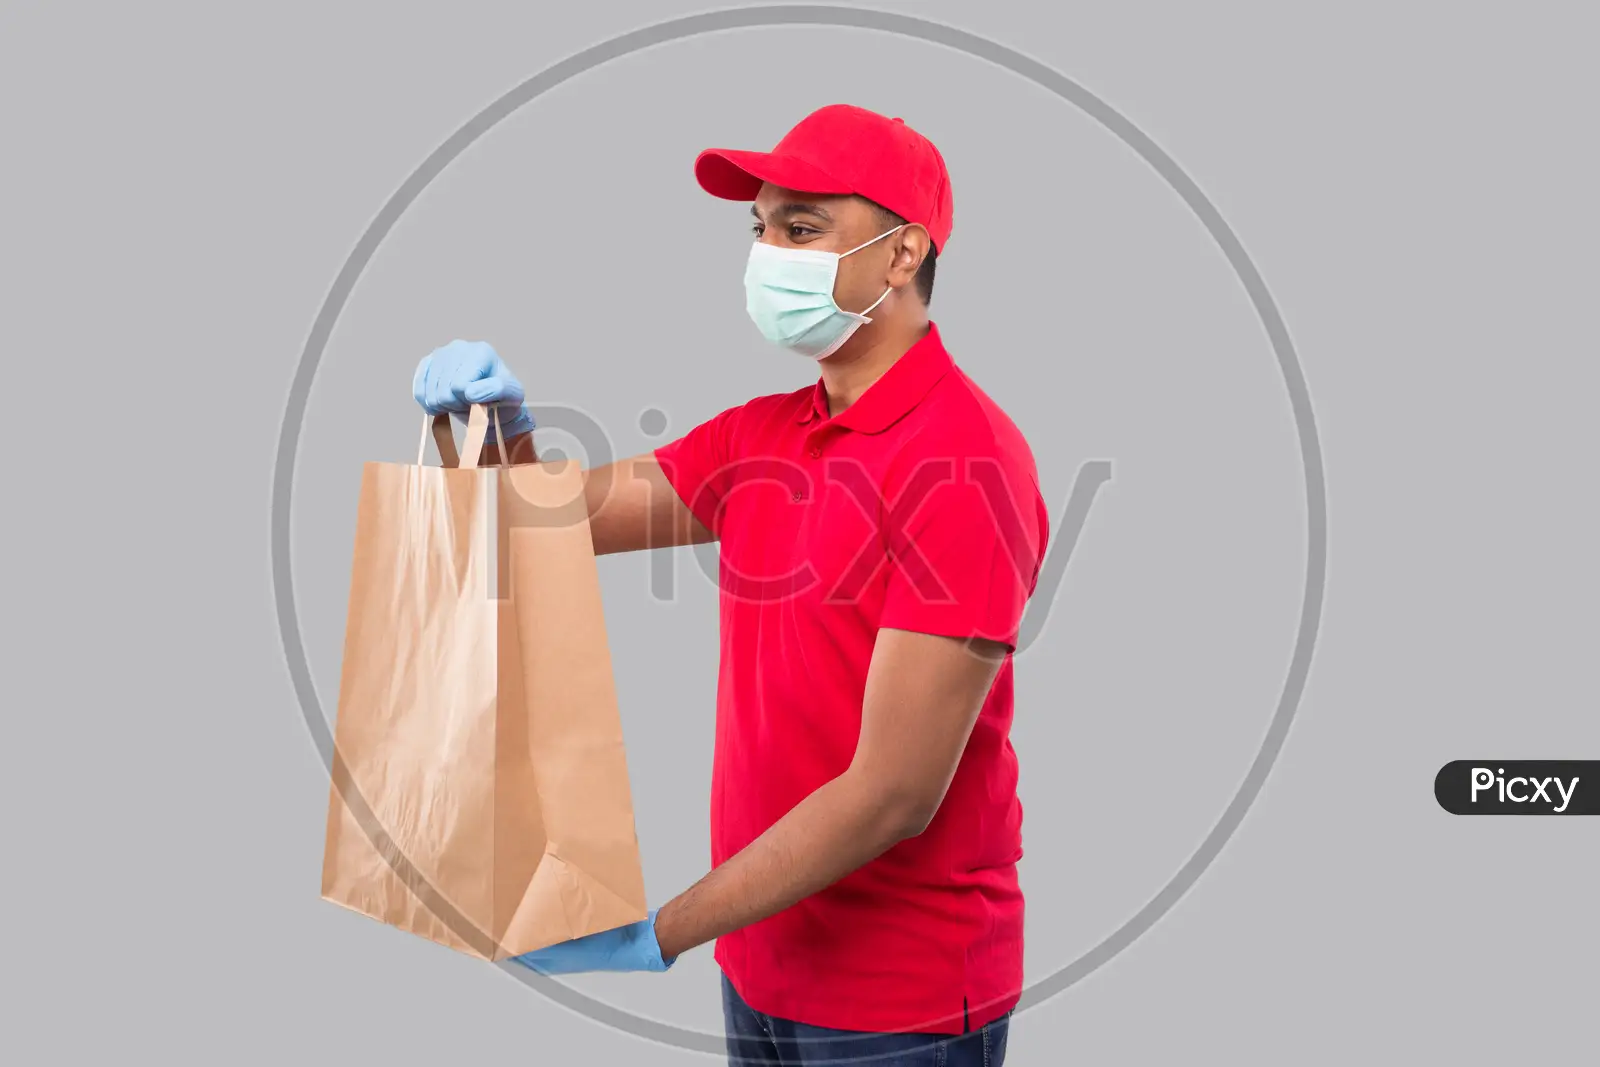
[654,323,1048,1034]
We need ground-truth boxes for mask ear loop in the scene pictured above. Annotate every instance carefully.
[857,286,894,317]
[839,223,907,258]
[839,224,908,318]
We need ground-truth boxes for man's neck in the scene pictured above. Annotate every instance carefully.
[819,316,930,418]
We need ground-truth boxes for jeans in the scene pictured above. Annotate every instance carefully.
[722,974,1010,1066]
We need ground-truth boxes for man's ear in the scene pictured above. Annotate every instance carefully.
[886,224,931,291]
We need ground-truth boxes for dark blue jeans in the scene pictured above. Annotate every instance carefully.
[722,974,1010,1066]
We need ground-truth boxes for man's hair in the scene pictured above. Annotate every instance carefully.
[869,202,937,305]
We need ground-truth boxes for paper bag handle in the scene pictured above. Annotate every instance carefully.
[418,404,509,469]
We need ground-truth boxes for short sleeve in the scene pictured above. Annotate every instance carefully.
[877,452,1048,651]
[652,403,745,537]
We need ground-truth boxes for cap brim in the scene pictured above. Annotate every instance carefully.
[694,148,854,201]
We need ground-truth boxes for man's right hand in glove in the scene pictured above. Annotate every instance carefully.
[410,339,710,554]
[413,339,537,451]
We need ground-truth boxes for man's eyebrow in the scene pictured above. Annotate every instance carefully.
[750,202,834,222]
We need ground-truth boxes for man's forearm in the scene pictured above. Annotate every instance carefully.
[489,430,710,555]
[650,768,924,962]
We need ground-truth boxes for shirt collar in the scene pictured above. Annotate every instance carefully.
[795,322,954,435]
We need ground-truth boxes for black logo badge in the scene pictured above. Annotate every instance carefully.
[1434,761,1595,815]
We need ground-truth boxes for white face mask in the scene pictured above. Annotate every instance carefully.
[743,225,904,360]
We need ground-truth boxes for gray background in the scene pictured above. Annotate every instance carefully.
[2,0,1595,1063]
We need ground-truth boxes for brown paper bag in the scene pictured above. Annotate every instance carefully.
[320,405,647,960]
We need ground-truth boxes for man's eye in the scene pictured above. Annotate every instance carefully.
[751,223,764,236]
[789,225,815,238]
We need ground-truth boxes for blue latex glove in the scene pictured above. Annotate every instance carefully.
[510,909,675,975]
[412,339,535,443]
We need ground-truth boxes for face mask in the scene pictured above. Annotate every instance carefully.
[744,225,904,360]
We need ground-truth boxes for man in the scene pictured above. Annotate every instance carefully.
[413,104,1048,1065]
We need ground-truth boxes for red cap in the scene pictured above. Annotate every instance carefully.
[695,104,954,253]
